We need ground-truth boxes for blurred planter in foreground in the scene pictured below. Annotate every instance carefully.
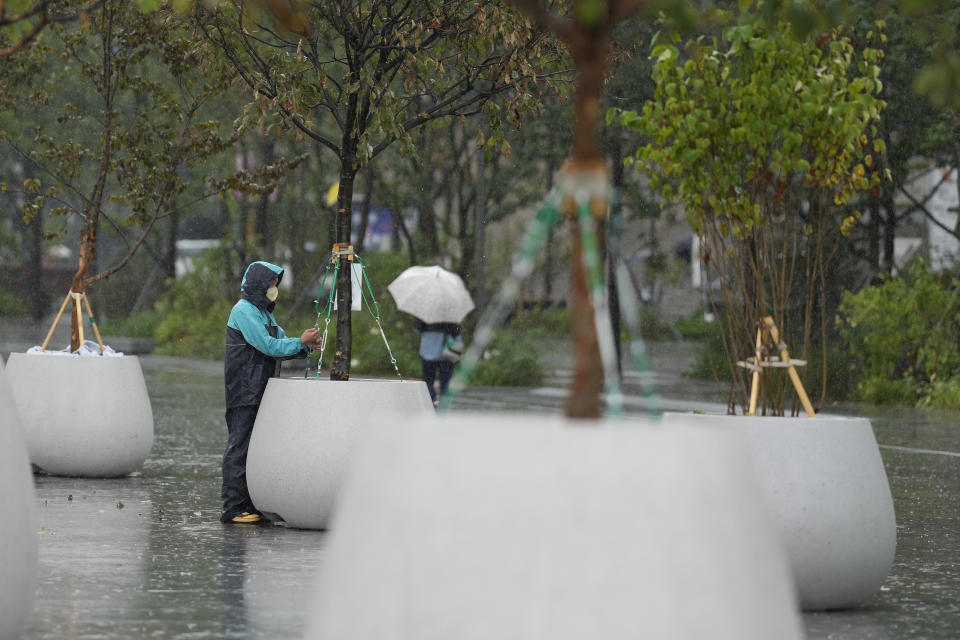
[0,358,39,639]
[305,413,803,639]
[6,352,154,477]
[664,412,897,611]
[247,378,434,530]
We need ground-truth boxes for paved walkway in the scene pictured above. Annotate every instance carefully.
[5,333,960,639]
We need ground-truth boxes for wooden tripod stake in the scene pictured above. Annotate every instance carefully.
[40,290,105,354]
[739,316,815,417]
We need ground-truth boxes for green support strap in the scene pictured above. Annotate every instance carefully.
[440,182,662,420]
[307,257,340,379]
[354,255,404,381]
[304,252,404,381]
[440,187,563,411]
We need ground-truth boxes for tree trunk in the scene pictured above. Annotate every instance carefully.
[70,226,96,351]
[396,209,418,265]
[472,147,487,315]
[331,154,357,381]
[163,201,180,281]
[249,141,276,257]
[562,170,607,419]
[561,14,611,419]
[608,138,625,376]
[418,196,440,259]
[882,186,897,274]
[868,191,880,277]
[24,204,46,321]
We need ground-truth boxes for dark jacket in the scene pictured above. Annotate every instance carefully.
[224,261,308,409]
[413,320,462,337]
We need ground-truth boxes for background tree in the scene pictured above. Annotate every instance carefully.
[835,2,960,278]
[199,0,564,380]
[0,0,103,57]
[0,1,283,350]
[618,10,885,413]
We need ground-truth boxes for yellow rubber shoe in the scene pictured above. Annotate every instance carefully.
[230,511,261,524]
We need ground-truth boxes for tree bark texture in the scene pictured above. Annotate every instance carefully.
[331,161,356,381]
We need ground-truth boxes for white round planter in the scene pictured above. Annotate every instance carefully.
[246,378,434,529]
[305,413,803,639]
[6,352,154,477]
[0,359,39,640]
[664,412,897,610]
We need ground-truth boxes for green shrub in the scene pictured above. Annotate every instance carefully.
[468,329,544,387]
[800,343,855,404]
[683,315,732,381]
[507,306,570,337]
[155,299,233,359]
[838,261,960,407]
[346,315,420,378]
[152,242,242,359]
[0,288,29,316]
[855,376,920,406]
[99,309,165,340]
[675,309,715,341]
[920,378,960,410]
[635,306,677,341]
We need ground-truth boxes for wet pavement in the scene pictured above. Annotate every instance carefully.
[4,330,960,639]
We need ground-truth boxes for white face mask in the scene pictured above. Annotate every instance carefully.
[266,286,279,302]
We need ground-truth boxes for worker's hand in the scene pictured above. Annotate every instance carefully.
[301,328,321,349]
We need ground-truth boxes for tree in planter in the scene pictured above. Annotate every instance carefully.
[198,0,564,381]
[616,11,886,414]
[0,1,295,351]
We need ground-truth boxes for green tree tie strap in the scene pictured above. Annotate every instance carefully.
[355,255,403,381]
[441,187,563,411]
[308,258,340,379]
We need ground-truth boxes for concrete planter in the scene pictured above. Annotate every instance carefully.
[305,413,803,639]
[664,412,897,611]
[0,359,39,640]
[246,378,434,529]
[6,352,154,477]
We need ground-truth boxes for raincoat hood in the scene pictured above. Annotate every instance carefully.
[240,261,284,312]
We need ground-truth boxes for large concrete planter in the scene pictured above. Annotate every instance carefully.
[0,359,39,640]
[664,412,897,611]
[305,413,803,639]
[6,352,154,477]
[246,378,434,529]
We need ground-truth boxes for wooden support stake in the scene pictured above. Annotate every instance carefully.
[747,326,763,416]
[40,291,73,352]
[74,292,85,347]
[763,316,815,417]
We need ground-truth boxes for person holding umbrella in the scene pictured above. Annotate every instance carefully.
[387,265,474,407]
[415,320,462,407]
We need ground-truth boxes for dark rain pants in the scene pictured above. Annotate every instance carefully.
[421,358,454,403]
[221,405,259,521]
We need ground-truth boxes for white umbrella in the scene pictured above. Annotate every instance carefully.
[387,265,475,324]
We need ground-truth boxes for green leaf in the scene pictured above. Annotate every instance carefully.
[135,0,161,12]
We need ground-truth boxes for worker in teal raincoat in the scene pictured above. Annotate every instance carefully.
[221,261,320,524]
